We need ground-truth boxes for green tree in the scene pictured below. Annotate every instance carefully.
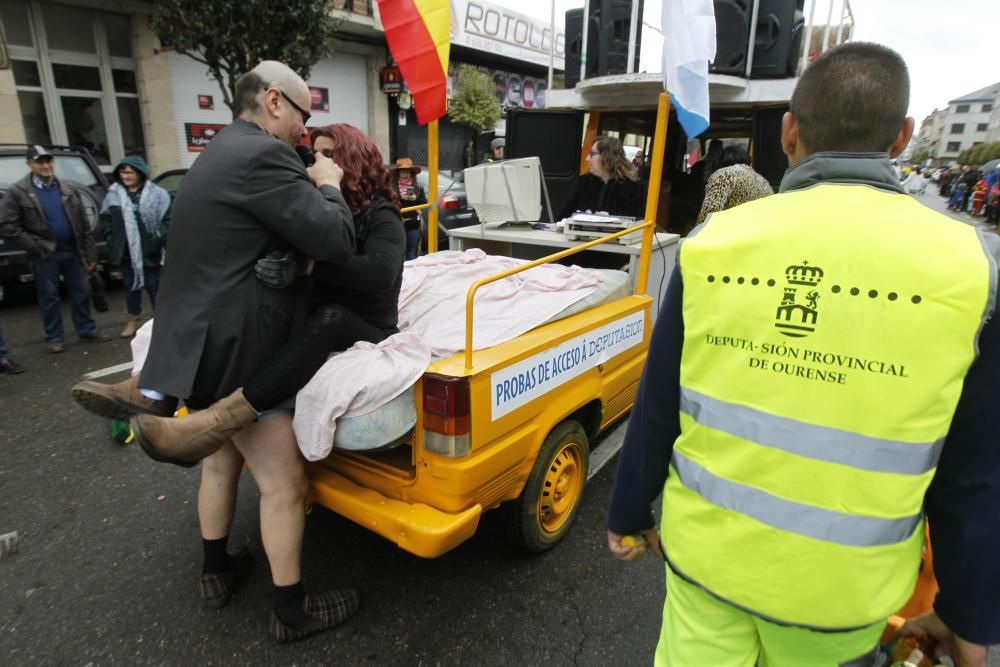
[911,148,930,164]
[152,0,341,114]
[448,65,502,134]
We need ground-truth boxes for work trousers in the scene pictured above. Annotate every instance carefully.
[31,250,96,343]
[655,566,884,667]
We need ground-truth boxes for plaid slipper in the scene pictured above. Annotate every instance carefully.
[269,588,361,643]
[200,546,253,609]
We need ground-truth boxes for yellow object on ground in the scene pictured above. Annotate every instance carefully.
[655,566,884,667]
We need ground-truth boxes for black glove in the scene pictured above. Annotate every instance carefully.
[255,250,310,289]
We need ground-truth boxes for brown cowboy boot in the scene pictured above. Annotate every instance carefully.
[71,375,178,422]
[130,388,258,467]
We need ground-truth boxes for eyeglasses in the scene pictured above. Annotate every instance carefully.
[277,89,311,125]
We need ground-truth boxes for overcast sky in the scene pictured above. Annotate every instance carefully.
[499,0,998,121]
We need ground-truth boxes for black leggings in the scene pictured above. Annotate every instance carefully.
[242,303,387,412]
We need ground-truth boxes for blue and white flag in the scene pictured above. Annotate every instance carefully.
[661,0,716,138]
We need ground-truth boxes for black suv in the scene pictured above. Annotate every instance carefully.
[0,144,115,293]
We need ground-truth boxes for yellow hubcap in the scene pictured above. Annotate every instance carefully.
[537,441,584,534]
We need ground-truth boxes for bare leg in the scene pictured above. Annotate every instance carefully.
[198,440,244,540]
[230,415,307,586]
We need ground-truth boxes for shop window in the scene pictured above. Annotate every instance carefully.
[11,59,41,87]
[62,97,110,164]
[16,91,51,144]
[44,3,96,53]
[104,13,133,58]
[0,0,33,46]
[112,69,138,94]
[52,64,103,91]
[116,98,145,158]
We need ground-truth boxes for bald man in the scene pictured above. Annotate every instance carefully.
[72,61,361,642]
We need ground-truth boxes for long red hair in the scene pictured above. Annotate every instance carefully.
[310,124,399,216]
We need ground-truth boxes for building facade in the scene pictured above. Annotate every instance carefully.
[934,81,1000,163]
[1,0,391,176]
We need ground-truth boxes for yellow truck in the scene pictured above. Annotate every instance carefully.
[305,94,677,559]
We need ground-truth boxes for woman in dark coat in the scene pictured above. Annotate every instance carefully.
[558,135,646,220]
[99,155,170,338]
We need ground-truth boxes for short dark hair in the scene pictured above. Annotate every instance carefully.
[234,70,267,116]
[790,42,909,153]
[717,146,751,169]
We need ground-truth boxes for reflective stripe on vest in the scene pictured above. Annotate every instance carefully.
[671,449,922,547]
[663,183,995,629]
[680,386,944,476]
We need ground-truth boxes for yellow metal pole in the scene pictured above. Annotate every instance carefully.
[427,120,440,253]
[634,92,670,296]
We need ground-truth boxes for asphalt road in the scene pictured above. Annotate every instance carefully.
[2,191,997,665]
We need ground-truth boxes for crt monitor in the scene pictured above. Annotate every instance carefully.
[464,157,543,223]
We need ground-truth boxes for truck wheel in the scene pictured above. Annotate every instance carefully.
[502,420,590,552]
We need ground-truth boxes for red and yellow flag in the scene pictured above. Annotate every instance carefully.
[377,0,450,125]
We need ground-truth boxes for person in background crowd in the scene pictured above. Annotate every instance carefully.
[488,137,505,162]
[99,156,171,338]
[70,61,360,643]
[608,42,998,667]
[696,145,774,224]
[390,157,426,260]
[987,177,1000,227]
[0,145,110,353]
[959,167,979,211]
[0,319,25,374]
[558,135,646,220]
[970,175,988,216]
[690,138,724,185]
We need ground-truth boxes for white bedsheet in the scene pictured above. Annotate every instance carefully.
[129,250,604,461]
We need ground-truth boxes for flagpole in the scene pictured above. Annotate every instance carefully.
[626,0,639,74]
[580,0,590,85]
[548,0,555,89]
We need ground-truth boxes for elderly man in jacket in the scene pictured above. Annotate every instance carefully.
[71,61,360,642]
[0,146,111,352]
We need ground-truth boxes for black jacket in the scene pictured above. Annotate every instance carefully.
[140,119,356,400]
[0,175,99,263]
[312,197,405,332]
[557,173,647,220]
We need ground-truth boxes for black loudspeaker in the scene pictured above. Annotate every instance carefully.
[752,106,788,187]
[597,0,644,76]
[750,0,798,78]
[565,1,642,88]
[564,8,597,89]
[710,0,750,75]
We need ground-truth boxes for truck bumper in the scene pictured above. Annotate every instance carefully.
[308,466,483,558]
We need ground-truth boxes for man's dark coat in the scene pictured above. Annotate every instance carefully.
[140,119,355,400]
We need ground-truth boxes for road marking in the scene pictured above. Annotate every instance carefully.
[588,436,624,480]
[82,361,133,380]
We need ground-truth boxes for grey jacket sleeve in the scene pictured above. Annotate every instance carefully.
[0,185,41,255]
[242,141,355,264]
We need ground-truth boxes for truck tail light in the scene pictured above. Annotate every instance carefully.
[439,194,461,209]
[422,374,470,456]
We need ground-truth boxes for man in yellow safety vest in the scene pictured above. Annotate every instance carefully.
[607,42,998,667]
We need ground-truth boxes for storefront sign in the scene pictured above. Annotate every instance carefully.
[197,94,214,110]
[310,86,329,112]
[452,0,565,70]
[185,123,226,152]
[381,66,402,94]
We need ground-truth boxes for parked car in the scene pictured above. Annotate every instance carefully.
[0,144,113,292]
[415,167,479,252]
[153,168,188,199]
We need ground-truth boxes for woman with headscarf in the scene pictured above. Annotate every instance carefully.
[696,146,775,225]
[99,156,171,338]
[558,135,646,220]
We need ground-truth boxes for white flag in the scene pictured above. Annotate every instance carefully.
[662,0,716,138]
